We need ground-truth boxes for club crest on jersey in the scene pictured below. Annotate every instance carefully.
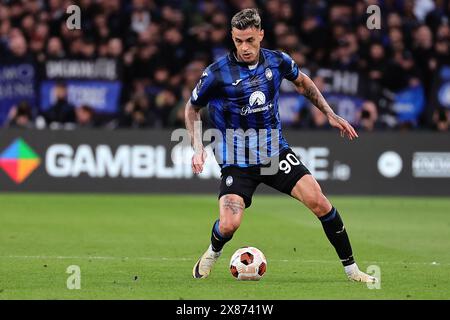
[265,68,273,80]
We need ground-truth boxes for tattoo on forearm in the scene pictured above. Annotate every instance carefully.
[223,197,244,215]
[295,74,334,116]
[303,85,320,105]
[185,101,203,151]
[303,82,329,114]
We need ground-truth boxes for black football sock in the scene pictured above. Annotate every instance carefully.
[319,207,355,266]
[210,219,232,252]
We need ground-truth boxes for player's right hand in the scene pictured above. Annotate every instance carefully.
[192,148,207,174]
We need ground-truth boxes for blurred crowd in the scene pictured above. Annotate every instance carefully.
[1,0,449,131]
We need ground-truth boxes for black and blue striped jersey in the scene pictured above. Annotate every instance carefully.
[190,48,300,168]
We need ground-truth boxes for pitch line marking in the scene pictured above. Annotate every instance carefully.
[0,256,448,266]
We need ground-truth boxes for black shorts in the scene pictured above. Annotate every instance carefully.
[218,148,311,208]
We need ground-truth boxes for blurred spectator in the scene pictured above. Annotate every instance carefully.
[388,28,405,56]
[5,101,34,129]
[384,50,422,92]
[329,3,352,24]
[402,0,421,31]
[68,37,83,58]
[412,25,434,95]
[300,13,327,63]
[161,26,188,73]
[278,30,301,52]
[168,59,207,128]
[130,7,151,34]
[432,24,450,68]
[4,34,33,63]
[47,37,65,59]
[366,42,386,82]
[121,93,153,128]
[357,101,382,131]
[154,89,178,128]
[330,37,359,71]
[273,21,289,48]
[80,38,97,59]
[130,44,159,81]
[433,108,450,132]
[279,0,295,26]
[76,105,96,128]
[41,83,76,126]
[107,38,123,58]
[210,13,230,61]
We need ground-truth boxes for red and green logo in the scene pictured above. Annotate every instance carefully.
[0,138,41,184]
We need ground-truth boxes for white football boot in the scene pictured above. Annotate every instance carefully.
[345,263,378,283]
[193,245,222,279]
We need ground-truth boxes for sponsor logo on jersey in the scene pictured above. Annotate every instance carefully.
[249,91,266,106]
[239,91,273,116]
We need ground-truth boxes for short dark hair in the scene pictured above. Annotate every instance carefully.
[231,8,261,30]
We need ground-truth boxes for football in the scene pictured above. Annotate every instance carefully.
[229,247,267,281]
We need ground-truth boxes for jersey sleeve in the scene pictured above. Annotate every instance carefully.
[279,51,300,81]
[190,68,216,107]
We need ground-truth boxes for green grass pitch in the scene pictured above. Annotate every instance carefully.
[0,194,449,299]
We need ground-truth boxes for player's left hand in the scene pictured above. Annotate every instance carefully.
[328,113,359,140]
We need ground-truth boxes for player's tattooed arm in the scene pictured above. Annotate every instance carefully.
[292,72,359,140]
[222,196,245,215]
[185,100,204,153]
[292,71,334,117]
[185,100,207,174]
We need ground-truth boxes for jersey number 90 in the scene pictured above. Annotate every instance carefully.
[279,153,301,174]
